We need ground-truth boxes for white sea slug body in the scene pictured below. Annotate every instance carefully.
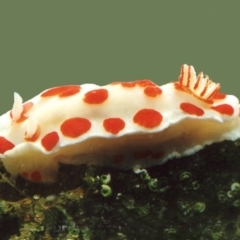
[0,64,240,183]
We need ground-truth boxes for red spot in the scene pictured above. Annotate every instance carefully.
[110,81,137,87]
[10,101,34,123]
[110,80,156,88]
[0,137,15,154]
[121,82,136,88]
[213,92,227,100]
[83,89,108,104]
[144,86,162,97]
[211,104,234,115]
[25,125,41,142]
[61,117,91,138]
[30,171,42,182]
[180,102,204,116]
[151,150,165,159]
[133,109,163,128]
[133,150,152,159]
[127,80,156,87]
[103,118,125,134]
[112,154,124,163]
[41,85,81,97]
[136,79,156,87]
[41,131,59,151]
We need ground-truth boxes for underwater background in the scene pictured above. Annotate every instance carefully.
[0,1,240,239]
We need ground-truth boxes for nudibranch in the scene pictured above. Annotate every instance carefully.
[0,64,240,183]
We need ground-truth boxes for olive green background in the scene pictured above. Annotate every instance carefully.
[0,0,239,113]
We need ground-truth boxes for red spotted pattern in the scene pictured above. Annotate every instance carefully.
[211,104,234,115]
[41,131,59,151]
[41,85,81,97]
[144,86,162,97]
[111,79,156,88]
[2,65,238,184]
[133,109,163,128]
[121,82,136,88]
[0,137,15,154]
[137,80,156,87]
[103,118,125,134]
[84,89,108,104]
[110,81,137,88]
[61,117,92,138]
[180,102,204,116]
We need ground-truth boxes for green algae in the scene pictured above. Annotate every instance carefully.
[1,140,240,239]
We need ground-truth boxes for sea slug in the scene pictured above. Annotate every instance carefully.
[0,64,239,183]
